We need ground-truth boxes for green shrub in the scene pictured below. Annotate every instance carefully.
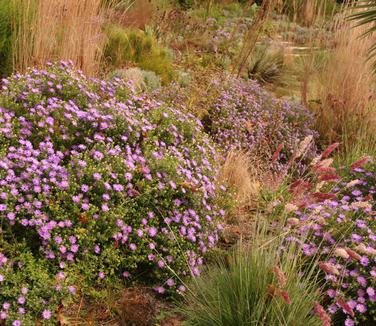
[0,0,14,76]
[108,67,162,91]
[0,244,75,325]
[103,25,175,83]
[180,223,323,326]
[177,0,195,10]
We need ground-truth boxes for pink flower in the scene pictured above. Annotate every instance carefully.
[42,309,51,319]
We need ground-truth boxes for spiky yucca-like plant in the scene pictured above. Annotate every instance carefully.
[350,0,376,71]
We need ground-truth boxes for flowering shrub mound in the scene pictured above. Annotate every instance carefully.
[0,62,225,324]
[205,76,316,169]
[283,154,376,325]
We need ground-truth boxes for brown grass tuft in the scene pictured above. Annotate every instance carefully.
[218,150,262,222]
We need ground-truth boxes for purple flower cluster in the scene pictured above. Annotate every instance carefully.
[0,250,75,325]
[286,163,376,324]
[205,76,316,170]
[0,62,226,323]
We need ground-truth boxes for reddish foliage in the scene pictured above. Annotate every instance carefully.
[272,144,284,163]
[312,193,336,201]
[313,166,337,175]
[337,298,355,318]
[321,143,340,158]
[319,262,340,275]
[280,291,292,305]
[318,174,341,181]
[345,248,362,261]
[313,302,331,326]
[350,156,372,170]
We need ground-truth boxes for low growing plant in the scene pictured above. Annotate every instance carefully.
[180,222,324,326]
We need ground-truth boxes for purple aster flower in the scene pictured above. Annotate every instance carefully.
[68,286,76,294]
[17,296,25,305]
[166,278,175,287]
[356,303,367,313]
[42,309,52,319]
[93,172,101,180]
[113,184,124,192]
[367,287,375,297]
[345,318,354,326]
[154,286,165,294]
[148,227,158,237]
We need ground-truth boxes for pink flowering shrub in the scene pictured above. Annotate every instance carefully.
[0,62,226,324]
[282,153,376,325]
[204,76,317,170]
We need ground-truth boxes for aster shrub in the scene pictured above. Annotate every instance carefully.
[0,62,226,324]
[281,150,376,325]
[0,245,75,325]
[204,76,317,171]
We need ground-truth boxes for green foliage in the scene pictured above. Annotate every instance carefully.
[247,45,285,84]
[109,67,162,91]
[177,0,195,9]
[0,243,75,325]
[189,1,245,24]
[180,223,323,326]
[0,0,13,76]
[176,70,192,87]
[103,25,175,83]
[349,0,376,72]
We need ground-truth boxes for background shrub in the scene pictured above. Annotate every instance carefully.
[0,0,13,77]
[104,25,175,83]
[204,76,317,171]
[108,67,162,91]
[0,62,226,324]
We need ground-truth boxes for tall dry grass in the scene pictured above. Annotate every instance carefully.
[31,0,104,75]
[218,150,262,222]
[314,8,376,154]
[12,0,127,75]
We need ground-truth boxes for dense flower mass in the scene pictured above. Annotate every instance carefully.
[0,62,225,324]
[285,161,376,325]
[205,76,316,170]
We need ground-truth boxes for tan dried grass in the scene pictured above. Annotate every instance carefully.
[12,0,117,76]
[218,150,262,222]
[315,9,376,151]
